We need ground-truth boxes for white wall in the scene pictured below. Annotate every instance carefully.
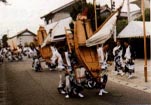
[50,12,70,23]
[17,35,35,46]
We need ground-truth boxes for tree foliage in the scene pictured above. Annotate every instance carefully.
[136,8,150,21]
[116,8,150,35]
[70,1,94,21]
[70,1,110,31]
[116,19,128,35]
[0,0,7,3]
[2,34,8,47]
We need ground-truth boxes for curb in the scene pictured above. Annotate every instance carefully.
[108,76,151,94]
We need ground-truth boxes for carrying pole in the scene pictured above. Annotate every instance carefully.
[93,0,97,30]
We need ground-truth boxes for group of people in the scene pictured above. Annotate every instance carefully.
[28,39,136,99]
[0,46,23,63]
[96,39,135,96]
[0,44,42,64]
[1,39,136,99]
[113,40,135,79]
[47,43,111,98]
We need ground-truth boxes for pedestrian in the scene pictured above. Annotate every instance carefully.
[97,43,109,96]
[123,40,135,79]
[112,40,124,75]
[7,49,13,62]
[57,45,84,98]
[29,43,41,71]
[64,50,84,98]
[0,47,4,63]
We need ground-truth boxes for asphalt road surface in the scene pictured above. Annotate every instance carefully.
[1,58,151,105]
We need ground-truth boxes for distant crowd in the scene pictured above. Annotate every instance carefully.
[0,44,39,63]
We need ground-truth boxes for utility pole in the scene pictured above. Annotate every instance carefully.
[93,0,97,30]
[141,0,148,82]
[150,0,151,22]
[110,0,113,10]
[127,0,131,23]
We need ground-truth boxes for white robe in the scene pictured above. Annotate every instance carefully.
[124,45,131,62]
[97,47,108,69]
[50,46,64,70]
[113,45,124,67]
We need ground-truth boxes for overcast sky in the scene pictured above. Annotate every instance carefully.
[0,0,141,38]
[0,0,74,37]
[0,0,121,38]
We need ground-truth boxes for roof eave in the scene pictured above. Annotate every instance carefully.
[41,0,81,19]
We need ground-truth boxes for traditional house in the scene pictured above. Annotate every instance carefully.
[40,0,113,46]
[40,0,86,44]
[7,29,36,49]
[41,0,85,24]
[100,0,141,21]
[118,21,151,58]
[99,5,112,17]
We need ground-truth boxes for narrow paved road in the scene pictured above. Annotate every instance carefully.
[1,58,151,105]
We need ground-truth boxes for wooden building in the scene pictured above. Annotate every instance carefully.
[7,29,36,49]
[40,0,86,44]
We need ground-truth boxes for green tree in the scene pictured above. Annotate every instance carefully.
[116,19,128,35]
[136,8,150,21]
[70,1,110,31]
[0,0,7,3]
[2,34,8,47]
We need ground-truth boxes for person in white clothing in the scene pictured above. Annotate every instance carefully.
[29,44,41,71]
[113,40,124,75]
[7,49,13,61]
[97,43,109,96]
[49,45,65,70]
[123,40,135,79]
[49,44,66,94]
[0,47,4,63]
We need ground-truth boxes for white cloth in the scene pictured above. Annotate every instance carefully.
[64,52,71,67]
[50,46,58,64]
[124,45,131,61]
[0,50,2,57]
[34,58,40,69]
[56,51,64,70]
[97,47,108,63]
[50,46,64,70]
[29,48,37,58]
[97,47,108,70]
[113,45,124,68]
[7,51,12,61]
[113,45,122,56]
[3,48,7,54]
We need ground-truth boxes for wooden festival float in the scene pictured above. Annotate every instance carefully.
[65,9,120,80]
[37,26,52,61]
[74,19,100,78]
[36,3,121,81]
